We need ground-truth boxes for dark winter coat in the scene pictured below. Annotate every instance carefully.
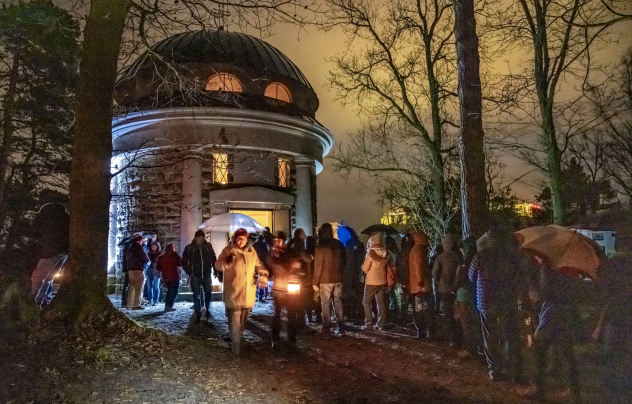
[125,242,149,272]
[157,250,183,283]
[534,264,580,344]
[148,247,162,277]
[432,235,462,295]
[313,238,346,285]
[468,235,523,312]
[267,251,302,293]
[182,240,216,279]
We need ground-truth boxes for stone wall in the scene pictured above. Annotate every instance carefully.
[109,147,299,263]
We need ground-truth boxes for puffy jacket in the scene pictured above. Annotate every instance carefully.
[362,233,394,286]
[432,235,462,294]
[313,238,346,285]
[181,240,216,279]
[405,232,429,295]
[216,242,268,309]
[125,242,149,271]
[156,250,183,283]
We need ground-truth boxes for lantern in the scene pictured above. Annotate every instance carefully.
[287,275,301,295]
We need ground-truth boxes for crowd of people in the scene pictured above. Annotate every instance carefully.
[116,218,632,404]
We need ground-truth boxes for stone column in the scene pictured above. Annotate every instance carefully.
[180,159,203,253]
[295,157,314,236]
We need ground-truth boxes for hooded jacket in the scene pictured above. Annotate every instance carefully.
[216,236,268,309]
[313,227,346,285]
[405,232,429,295]
[181,238,216,279]
[432,234,462,295]
[362,233,395,286]
[156,250,183,283]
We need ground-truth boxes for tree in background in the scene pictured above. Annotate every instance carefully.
[484,0,623,224]
[0,0,79,260]
[453,0,488,238]
[325,0,461,241]
[535,157,616,222]
[588,49,632,201]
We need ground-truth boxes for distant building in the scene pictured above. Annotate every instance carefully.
[108,29,334,268]
[380,208,409,225]
[515,201,543,218]
[574,229,616,257]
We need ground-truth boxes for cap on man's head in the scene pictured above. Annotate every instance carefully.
[132,234,143,242]
[194,229,205,238]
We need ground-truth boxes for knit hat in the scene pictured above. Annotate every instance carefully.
[194,229,205,238]
[233,228,249,239]
[132,233,143,242]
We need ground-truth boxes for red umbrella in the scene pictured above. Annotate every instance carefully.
[514,225,604,281]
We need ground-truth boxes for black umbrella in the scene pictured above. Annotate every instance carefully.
[117,231,155,246]
[361,224,400,237]
[117,236,132,246]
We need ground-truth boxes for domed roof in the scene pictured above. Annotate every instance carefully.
[123,29,313,90]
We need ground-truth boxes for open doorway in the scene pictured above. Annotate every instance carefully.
[229,209,272,230]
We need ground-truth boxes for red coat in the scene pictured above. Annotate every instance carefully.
[156,250,182,283]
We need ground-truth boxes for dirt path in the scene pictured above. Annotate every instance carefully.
[0,296,614,403]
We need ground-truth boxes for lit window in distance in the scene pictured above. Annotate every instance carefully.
[206,73,242,92]
[213,153,229,184]
[278,158,290,187]
[265,82,291,103]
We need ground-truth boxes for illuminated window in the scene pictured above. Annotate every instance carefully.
[265,82,291,103]
[206,73,242,92]
[213,153,230,184]
[277,158,290,187]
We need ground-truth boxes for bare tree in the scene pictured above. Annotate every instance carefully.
[483,0,618,224]
[49,0,319,322]
[325,0,460,236]
[588,50,632,200]
[566,0,632,28]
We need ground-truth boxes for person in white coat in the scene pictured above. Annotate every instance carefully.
[215,228,268,354]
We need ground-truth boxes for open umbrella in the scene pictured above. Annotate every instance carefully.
[117,231,154,246]
[330,222,361,247]
[199,212,264,234]
[361,224,400,238]
[515,225,604,281]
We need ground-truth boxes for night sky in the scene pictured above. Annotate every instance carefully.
[262,20,632,232]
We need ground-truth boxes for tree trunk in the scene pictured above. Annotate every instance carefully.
[49,0,129,322]
[454,0,488,239]
[541,101,565,224]
[428,145,447,213]
[0,55,20,237]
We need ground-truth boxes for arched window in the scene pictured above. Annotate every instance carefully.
[265,82,291,103]
[206,73,242,92]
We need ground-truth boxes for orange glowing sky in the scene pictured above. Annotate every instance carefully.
[262,19,632,232]
[263,27,384,231]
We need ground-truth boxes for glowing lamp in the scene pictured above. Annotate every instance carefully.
[287,276,300,295]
